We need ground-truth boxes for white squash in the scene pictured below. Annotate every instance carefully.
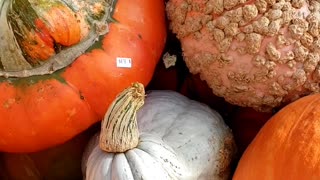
[82,83,236,180]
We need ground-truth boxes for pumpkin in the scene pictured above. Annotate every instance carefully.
[0,124,99,180]
[166,0,320,112]
[0,0,166,152]
[233,94,320,179]
[82,83,237,180]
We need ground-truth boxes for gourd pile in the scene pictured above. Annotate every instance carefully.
[1,0,320,179]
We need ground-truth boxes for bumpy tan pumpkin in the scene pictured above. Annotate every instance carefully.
[166,0,320,111]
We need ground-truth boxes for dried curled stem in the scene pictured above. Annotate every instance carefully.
[99,82,145,153]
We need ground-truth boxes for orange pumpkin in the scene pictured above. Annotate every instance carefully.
[0,0,166,152]
[233,94,320,179]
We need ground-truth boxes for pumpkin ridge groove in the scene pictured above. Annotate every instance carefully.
[62,79,100,118]
[137,141,181,179]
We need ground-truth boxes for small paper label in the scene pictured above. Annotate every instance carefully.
[116,57,132,68]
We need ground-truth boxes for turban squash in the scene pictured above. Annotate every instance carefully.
[0,0,166,152]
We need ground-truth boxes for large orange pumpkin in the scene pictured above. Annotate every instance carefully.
[0,0,166,152]
[233,94,320,179]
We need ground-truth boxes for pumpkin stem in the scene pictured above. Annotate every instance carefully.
[99,82,145,153]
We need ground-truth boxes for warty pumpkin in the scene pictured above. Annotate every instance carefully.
[233,94,320,180]
[0,0,166,152]
[166,0,320,112]
[82,83,237,180]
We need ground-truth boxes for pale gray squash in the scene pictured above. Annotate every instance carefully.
[82,83,236,180]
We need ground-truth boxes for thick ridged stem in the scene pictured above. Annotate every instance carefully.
[100,82,145,153]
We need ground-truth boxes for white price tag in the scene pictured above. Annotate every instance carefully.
[116,57,132,68]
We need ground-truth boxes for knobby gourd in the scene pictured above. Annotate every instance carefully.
[166,0,320,112]
[233,94,320,180]
[82,83,237,180]
[0,0,166,152]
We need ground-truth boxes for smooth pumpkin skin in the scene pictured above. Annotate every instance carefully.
[82,91,237,180]
[233,94,320,180]
[0,0,166,152]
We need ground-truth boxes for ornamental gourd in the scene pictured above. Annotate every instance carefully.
[233,94,320,179]
[166,0,320,112]
[0,0,166,152]
[82,83,237,180]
